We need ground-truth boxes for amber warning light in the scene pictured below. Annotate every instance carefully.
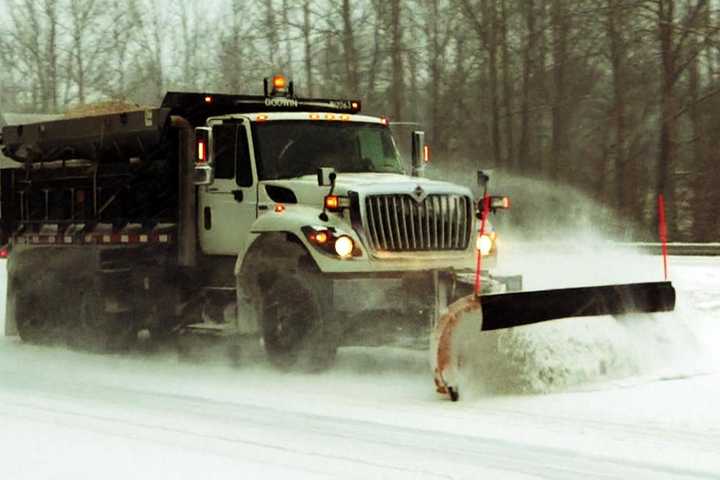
[264,74,294,97]
[272,75,287,90]
[197,140,207,163]
[195,127,210,164]
[324,195,351,212]
[490,196,511,209]
[324,195,340,210]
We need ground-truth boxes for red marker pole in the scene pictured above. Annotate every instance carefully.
[474,195,491,297]
[658,194,668,281]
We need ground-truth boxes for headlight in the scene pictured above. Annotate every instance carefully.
[301,226,362,258]
[476,234,493,256]
[334,235,354,258]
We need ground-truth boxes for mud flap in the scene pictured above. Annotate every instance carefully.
[431,281,676,401]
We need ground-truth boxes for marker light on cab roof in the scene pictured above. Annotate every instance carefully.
[272,75,287,90]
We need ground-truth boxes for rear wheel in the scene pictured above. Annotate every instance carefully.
[13,270,71,345]
[15,292,59,345]
[261,273,337,371]
[71,288,135,352]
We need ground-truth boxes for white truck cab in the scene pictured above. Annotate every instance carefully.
[195,105,490,278]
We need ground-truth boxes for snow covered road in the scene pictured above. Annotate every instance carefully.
[1,254,719,479]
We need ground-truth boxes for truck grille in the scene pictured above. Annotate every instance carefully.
[364,194,473,251]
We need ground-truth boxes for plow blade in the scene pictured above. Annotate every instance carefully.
[431,281,676,401]
[482,281,675,331]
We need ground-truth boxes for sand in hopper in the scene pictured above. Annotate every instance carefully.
[64,100,151,118]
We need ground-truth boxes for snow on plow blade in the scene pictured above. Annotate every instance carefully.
[431,281,676,401]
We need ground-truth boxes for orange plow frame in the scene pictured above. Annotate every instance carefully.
[431,281,676,401]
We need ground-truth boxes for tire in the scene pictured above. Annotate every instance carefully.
[15,292,59,345]
[261,273,337,371]
[72,288,134,352]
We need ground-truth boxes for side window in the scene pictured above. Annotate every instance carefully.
[212,125,235,179]
[236,125,253,187]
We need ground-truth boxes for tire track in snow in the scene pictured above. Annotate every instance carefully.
[1,374,717,480]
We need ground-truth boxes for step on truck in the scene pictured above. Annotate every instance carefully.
[0,76,676,398]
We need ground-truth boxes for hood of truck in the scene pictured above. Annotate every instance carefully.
[253,172,481,273]
[261,173,473,206]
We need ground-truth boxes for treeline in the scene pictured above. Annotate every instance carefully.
[1,0,719,241]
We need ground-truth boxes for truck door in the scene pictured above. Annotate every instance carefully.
[199,121,257,255]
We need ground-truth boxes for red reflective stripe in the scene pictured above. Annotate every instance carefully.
[15,232,174,245]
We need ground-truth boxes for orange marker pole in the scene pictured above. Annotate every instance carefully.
[474,195,491,297]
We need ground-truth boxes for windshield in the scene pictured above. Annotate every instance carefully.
[253,121,403,180]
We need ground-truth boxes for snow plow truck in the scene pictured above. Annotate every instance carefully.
[0,76,675,400]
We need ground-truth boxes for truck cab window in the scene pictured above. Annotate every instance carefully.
[212,125,236,180]
[212,124,253,186]
[235,126,252,187]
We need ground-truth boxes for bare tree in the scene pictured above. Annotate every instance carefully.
[499,0,515,168]
[341,0,360,95]
[107,0,135,99]
[7,0,61,111]
[550,0,569,181]
[460,0,501,166]
[518,0,537,171]
[606,0,631,220]
[127,0,166,103]
[653,0,707,235]
[364,0,386,108]
[68,0,110,105]
[390,0,404,120]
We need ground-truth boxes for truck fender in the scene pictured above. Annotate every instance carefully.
[234,204,329,277]
[233,231,319,338]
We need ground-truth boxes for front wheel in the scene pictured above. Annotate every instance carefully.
[261,273,337,371]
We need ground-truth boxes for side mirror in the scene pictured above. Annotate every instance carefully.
[477,195,511,219]
[411,131,429,177]
[477,170,490,188]
[317,167,337,187]
[195,127,213,165]
[194,164,214,185]
[194,127,214,185]
[490,196,510,210]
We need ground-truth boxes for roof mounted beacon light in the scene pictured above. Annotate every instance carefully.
[264,74,295,98]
